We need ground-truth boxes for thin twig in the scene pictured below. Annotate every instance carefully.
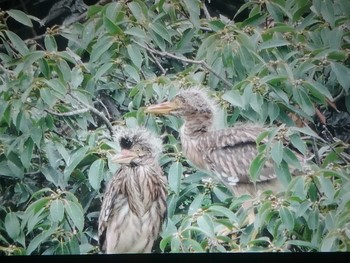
[96,98,111,119]
[69,91,115,137]
[202,2,212,20]
[148,51,167,75]
[133,40,234,88]
[311,136,321,166]
[45,108,90,116]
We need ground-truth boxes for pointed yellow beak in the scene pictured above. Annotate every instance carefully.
[144,101,177,115]
[111,149,138,164]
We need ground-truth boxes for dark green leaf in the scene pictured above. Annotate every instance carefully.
[249,153,266,183]
[331,62,350,92]
[20,137,34,169]
[5,212,20,240]
[279,207,294,232]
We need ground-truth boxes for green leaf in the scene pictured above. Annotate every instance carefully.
[128,1,146,23]
[103,16,123,35]
[249,153,266,183]
[127,44,143,69]
[283,148,302,171]
[188,193,205,216]
[93,62,113,81]
[40,87,56,106]
[50,199,64,222]
[26,224,57,255]
[124,64,140,82]
[149,22,172,43]
[318,175,335,202]
[321,234,337,252]
[64,146,89,181]
[271,141,283,166]
[5,212,20,240]
[183,0,201,29]
[90,36,114,63]
[168,162,183,195]
[292,88,315,116]
[88,159,105,191]
[257,39,290,51]
[183,238,204,252]
[346,94,350,113]
[125,27,147,39]
[303,81,333,101]
[268,103,280,124]
[7,9,33,27]
[274,161,292,187]
[197,214,215,238]
[44,35,57,52]
[20,137,34,170]
[279,207,294,232]
[64,200,84,232]
[222,90,245,109]
[207,205,238,223]
[6,30,29,55]
[42,79,66,97]
[289,133,307,155]
[331,62,350,93]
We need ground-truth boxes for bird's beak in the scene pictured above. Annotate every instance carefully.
[112,149,138,164]
[144,101,177,115]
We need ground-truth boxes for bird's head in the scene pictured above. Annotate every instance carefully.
[145,87,216,122]
[112,127,162,167]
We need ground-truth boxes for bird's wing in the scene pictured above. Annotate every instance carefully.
[198,126,276,185]
[98,170,124,252]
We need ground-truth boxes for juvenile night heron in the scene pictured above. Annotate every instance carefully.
[145,87,305,199]
[98,127,167,253]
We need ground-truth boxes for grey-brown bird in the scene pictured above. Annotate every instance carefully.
[98,127,167,253]
[145,87,305,199]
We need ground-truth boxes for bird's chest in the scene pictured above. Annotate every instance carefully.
[180,132,208,171]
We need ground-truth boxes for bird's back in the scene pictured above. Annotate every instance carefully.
[180,123,305,196]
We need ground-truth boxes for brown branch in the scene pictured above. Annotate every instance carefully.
[133,40,234,89]
[69,91,115,137]
[45,108,90,116]
[148,51,167,75]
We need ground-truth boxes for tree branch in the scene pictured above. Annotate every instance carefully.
[68,92,115,137]
[133,40,234,89]
[45,108,90,117]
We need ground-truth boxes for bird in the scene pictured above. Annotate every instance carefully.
[144,87,306,199]
[98,127,167,254]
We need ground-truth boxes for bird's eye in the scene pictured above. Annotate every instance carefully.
[120,137,133,149]
[175,95,185,104]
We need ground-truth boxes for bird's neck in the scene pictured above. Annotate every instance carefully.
[182,114,213,137]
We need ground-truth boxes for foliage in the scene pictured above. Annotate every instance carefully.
[0,0,350,255]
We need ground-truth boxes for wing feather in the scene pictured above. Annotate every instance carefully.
[196,125,277,185]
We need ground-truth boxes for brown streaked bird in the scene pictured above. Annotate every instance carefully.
[98,127,167,254]
[145,87,305,199]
